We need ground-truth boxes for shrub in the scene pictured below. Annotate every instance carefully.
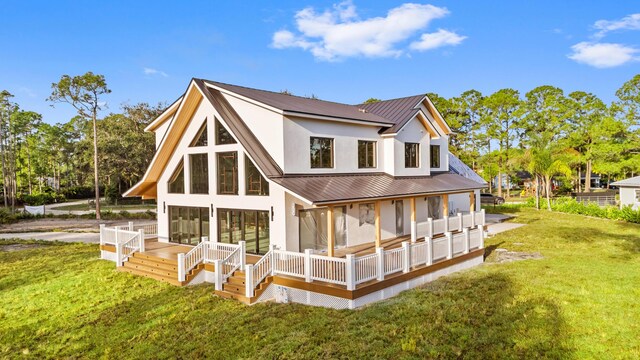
[20,192,66,206]
[62,186,100,200]
[533,197,640,224]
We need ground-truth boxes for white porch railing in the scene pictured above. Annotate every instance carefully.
[213,241,246,291]
[177,241,208,282]
[115,229,144,266]
[273,250,306,278]
[309,254,347,286]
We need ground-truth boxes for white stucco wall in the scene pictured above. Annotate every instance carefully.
[155,99,287,248]
[619,187,639,210]
[283,117,384,174]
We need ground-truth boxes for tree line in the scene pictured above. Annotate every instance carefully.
[0,72,164,218]
[425,74,640,208]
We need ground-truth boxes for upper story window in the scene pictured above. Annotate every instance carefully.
[190,121,208,147]
[430,145,440,168]
[215,118,236,145]
[217,152,238,195]
[189,153,209,194]
[358,140,376,169]
[245,155,269,196]
[168,159,185,194]
[310,137,333,168]
[405,143,419,168]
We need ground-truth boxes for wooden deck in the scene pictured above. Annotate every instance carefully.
[333,235,412,258]
[139,240,263,264]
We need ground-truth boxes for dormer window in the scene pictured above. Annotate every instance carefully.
[310,137,333,168]
[405,143,419,168]
[430,145,440,168]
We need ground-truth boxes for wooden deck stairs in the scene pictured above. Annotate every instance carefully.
[118,252,204,286]
[214,269,274,305]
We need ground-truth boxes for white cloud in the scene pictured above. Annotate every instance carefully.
[568,42,639,68]
[143,67,168,77]
[594,13,640,38]
[271,1,465,61]
[410,29,466,51]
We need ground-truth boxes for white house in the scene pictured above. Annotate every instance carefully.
[100,78,488,309]
[611,176,640,210]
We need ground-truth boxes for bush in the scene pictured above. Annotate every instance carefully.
[539,197,640,224]
[20,192,66,206]
[105,184,122,205]
[62,186,100,200]
[0,208,39,224]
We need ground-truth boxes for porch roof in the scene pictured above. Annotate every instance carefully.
[272,172,485,205]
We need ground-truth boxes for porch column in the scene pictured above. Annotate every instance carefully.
[443,194,449,216]
[327,206,335,257]
[410,197,417,242]
[469,192,476,212]
[375,201,381,248]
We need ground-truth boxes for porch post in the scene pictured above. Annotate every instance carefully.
[463,228,470,254]
[99,224,105,246]
[443,194,449,216]
[239,241,246,269]
[426,236,433,266]
[410,197,417,243]
[245,264,254,298]
[375,201,381,248]
[469,192,476,212]
[139,229,145,252]
[214,259,223,290]
[327,206,335,257]
[177,253,186,282]
[477,224,485,248]
[376,247,385,281]
[402,241,411,273]
[446,232,453,259]
[345,254,355,290]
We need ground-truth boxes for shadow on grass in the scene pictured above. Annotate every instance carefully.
[484,241,504,260]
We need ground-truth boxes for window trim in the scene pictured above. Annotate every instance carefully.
[216,151,238,195]
[215,118,237,145]
[245,154,269,196]
[404,142,420,168]
[189,153,209,194]
[310,136,334,169]
[167,158,185,194]
[430,144,440,168]
[357,140,377,169]
[189,120,208,147]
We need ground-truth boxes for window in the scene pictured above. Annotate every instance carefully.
[215,118,236,145]
[358,140,376,168]
[359,203,375,226]
[405,143,419,168]
[310,137,333,168]
[217,152,238,194]
[169,206,209,245]
[189,153,209,194]
[190,121,208,147]
[636,189,640,202]
[168,159,184,194]
[245,155,269,196]
[427,196,443,219]
[218,209,270,255]
[430,145,440,168]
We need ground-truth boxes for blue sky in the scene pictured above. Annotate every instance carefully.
[1,1,639,124]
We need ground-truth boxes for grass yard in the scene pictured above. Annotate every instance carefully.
[1,208,639,359]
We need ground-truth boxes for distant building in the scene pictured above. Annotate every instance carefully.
[611,176,640,210]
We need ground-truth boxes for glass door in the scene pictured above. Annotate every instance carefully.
[169,206,209,245]
[217,209,270,255]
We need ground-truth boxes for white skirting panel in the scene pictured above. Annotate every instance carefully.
[269,255,484,310]
[100,251,117,262]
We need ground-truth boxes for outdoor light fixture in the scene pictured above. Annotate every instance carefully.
[163,201,166,213]
[271,206,274,221]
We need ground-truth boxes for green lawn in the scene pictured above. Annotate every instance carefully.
[1,208,639,359]
[53,203,156,212]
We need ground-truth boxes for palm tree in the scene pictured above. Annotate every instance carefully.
[524,134,572,210]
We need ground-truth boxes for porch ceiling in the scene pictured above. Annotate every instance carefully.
[272,172,485,205]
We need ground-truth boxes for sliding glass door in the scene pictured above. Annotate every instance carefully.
[169,206,210,245]
[218,209,270,255]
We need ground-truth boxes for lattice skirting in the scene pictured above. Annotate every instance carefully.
[270,255,484,310]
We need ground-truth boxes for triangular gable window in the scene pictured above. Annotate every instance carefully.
[168,159,185,194]
[215,118,236,145]
[190,120,208,147]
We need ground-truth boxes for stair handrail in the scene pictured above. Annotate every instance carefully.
[251,249,273,289]
[178,241,208,282]
[219,241,245,281]
[116,229,143,266]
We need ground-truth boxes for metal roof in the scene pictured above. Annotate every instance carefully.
[449,154,487,185]
[358,95,425,134]
[611,176,640,187]
[272,172,485,205]
[203,80,394,125]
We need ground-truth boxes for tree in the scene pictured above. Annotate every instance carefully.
[10,111,42,194]
[524,133,572,210]
[481,89,524,197]
[363,98,381,104]
[48,72,110,219]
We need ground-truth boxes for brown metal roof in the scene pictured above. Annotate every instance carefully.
[272,172,485,205]
[196,80,284,178]
[203,80,394,125]
[358,95,425,134]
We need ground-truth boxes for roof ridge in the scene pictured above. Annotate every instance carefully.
[357,93,425,107]
[203,79,370,109]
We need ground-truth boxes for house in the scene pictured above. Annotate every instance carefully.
[611,176,640,210]
[99,78,487,309]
